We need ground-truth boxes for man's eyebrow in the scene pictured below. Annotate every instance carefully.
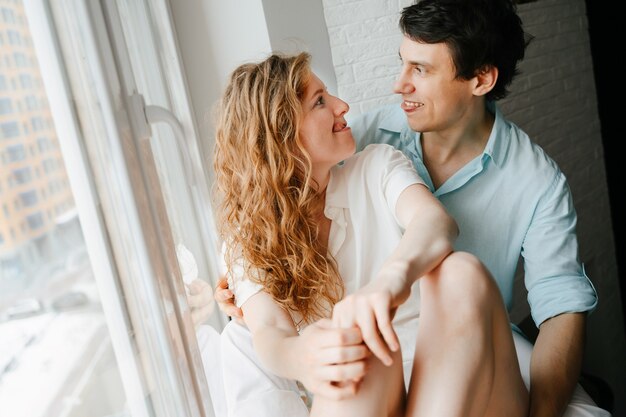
[398,52,424,67]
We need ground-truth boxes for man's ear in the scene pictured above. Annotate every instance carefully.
[473,65,498,97]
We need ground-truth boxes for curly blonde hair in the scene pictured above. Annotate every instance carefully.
[213,52,343,324]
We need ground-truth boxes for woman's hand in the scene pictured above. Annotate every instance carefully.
[292,318,370,400]
[332,261,410,366]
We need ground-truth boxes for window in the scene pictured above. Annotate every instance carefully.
[13,167,32,184]
[3,0,228,415]
[0,121,20,139]
[30,116,43,131]
[6,144,25,161]
[1,2,131,416]
[36,136,50,152]
[12,52,27,67]
[25,212,43,229]
[0,97,12,114]
[18,190,37,207]
[7,30,20,45]
[24,95,37,110]
[19,73,32,89]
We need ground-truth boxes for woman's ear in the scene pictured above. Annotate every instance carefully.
[473,65,498,97]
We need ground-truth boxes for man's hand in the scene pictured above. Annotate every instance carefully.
[214,277,244,322]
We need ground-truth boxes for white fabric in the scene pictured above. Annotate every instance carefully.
[220,320,309,417]
[512,331,611,417]
[196,325,227,417]
[221,144,424,412]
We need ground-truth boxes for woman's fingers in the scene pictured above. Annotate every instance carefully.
[332,293,397,366]
[318,344,370,365]
[357,308,393,366]
[313,319,363,348]
[372,299,400,353]
[315,360,368,383]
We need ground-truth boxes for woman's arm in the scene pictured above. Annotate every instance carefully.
[332,183,458,364]
[242,291,371,399]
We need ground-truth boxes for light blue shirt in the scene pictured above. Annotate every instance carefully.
[347,103,598,327]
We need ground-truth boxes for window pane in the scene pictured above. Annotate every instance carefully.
[0,1,129,416]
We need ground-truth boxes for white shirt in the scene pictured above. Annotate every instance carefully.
[228,143,425,383]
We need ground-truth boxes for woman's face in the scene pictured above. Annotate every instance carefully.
[299,73,355,173]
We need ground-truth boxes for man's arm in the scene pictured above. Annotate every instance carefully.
[521,172,597,416]
[529,312,586,417]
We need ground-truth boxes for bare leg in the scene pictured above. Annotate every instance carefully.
[406,252,528,417]
[310,348,406,417]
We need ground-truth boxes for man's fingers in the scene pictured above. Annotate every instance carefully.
[221,304,243,318]
[216,277,229,289]
[215,287,234,303]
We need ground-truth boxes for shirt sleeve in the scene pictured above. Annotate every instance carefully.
[522,171,598,326]
[363,144,426,224]
[220,242,264,308]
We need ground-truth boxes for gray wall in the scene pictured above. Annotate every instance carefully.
[503,0,626,412]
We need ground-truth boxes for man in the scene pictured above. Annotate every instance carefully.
[213,0,607,415]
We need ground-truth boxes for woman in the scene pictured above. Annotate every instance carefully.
[213,52,528,417]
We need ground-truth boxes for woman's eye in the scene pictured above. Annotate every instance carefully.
[315,96,325,106]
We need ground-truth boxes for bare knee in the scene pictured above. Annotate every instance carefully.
[422,251,499,319]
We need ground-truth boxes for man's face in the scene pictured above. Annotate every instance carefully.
[394,36,476,134]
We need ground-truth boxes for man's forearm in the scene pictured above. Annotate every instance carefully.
[529,313,586,417]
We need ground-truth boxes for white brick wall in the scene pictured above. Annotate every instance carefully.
[321,0,626,412]
[322,0,413,115]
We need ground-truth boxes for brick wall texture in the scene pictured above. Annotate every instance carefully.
[322,0,626,412]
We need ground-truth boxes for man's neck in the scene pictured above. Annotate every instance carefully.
[421,105,495,189]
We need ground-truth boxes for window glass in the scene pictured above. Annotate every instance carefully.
[0,1,129,416]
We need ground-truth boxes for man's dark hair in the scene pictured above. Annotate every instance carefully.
[399,0,533,101]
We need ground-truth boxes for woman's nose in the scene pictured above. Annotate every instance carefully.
[332,95,349,116]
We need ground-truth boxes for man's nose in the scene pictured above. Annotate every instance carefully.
[393,69,413,95]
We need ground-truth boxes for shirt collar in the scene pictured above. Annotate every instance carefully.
[484,101,509,169]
